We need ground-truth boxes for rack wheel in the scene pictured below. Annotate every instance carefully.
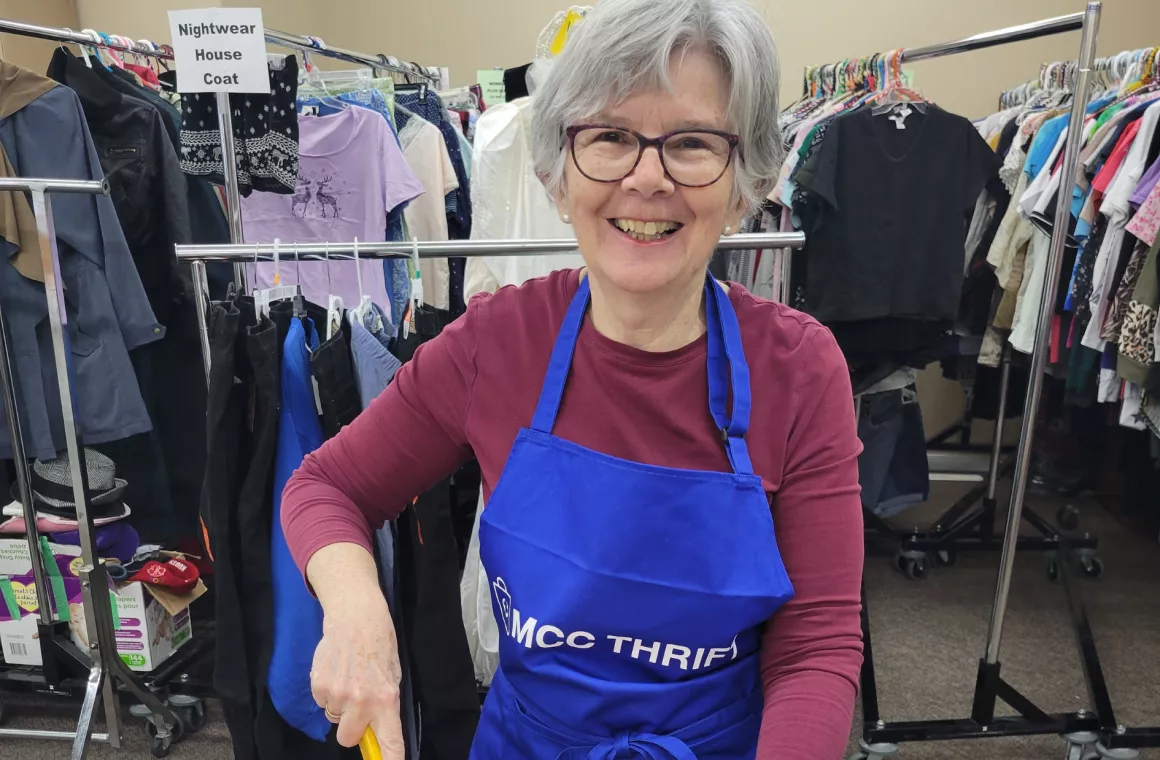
[848,739,899,759]
[169,694,207,734]
[1057,504,1081,532]
[1047,555,1061,583]
[1080,556,1104,579]
[150,734,172,758]
[894,550,929,580]
[935,548,958,566]
[146,713,185,744]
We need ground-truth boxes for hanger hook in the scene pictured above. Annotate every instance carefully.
[353,237,364,299]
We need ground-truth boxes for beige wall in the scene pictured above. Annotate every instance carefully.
[0,0,78,71]
[40,0,1160,433]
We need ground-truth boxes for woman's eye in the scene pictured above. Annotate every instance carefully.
[676,137,709,150]
[596,131,627,143]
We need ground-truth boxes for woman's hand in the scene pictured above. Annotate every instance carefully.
[307,543,406,757]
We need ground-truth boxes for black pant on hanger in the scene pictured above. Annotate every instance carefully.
[397,481,481,760]
[200,298,258,760]
[311,331,361,440]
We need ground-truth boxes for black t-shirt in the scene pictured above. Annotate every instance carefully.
[795,105,1002,328]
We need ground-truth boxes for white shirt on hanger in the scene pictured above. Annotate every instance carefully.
[464,97,582,300]
[399,117,460,310]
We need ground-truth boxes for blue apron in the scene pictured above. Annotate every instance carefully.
[473,274,795,759]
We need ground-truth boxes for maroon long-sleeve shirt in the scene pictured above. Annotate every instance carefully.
[282,269,864,759]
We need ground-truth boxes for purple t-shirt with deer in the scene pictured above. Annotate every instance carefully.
[241,107,424,308]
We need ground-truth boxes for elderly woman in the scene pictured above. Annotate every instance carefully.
[282,0,864,757]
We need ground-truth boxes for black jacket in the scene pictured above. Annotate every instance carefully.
[47,48,192,328]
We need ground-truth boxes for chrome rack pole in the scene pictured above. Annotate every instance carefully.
[216,94,247,291]
[5,177,180,759]
[28,184,122,759]
[264,28,440,83]
[176,232,806,388]
[0,297,53,626]
[901,12,1086,62]
[981,1,1101,668]
[175,232,808,262]
[986,347,1013,504]
[0,18,174,59]
[192,93,247,385]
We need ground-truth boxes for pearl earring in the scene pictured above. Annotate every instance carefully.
[562,213,571,223]
[723,225,733,235]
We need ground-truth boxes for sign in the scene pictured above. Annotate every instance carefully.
[169,8,270,93]
[476,69,505,109]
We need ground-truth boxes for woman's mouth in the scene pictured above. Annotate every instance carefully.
[608,218,684,243]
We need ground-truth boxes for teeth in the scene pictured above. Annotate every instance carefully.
[614,219,680,238]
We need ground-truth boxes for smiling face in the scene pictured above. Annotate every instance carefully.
[556,47,744,296]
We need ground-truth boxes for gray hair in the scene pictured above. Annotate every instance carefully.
[531,0,783,215]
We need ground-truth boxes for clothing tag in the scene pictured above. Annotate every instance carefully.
[299,104,319,117]
[311,376,324,417]
[888,104,912,130]
[412,273,424,309]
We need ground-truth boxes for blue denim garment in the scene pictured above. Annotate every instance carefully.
[349,304,402,410]
[0,81,162,458]
[857,385,930,518]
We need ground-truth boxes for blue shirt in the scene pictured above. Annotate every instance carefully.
[1024,113,1069,180]
[267,317,330,741]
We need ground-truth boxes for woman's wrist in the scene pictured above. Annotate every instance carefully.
[308,542,388,618]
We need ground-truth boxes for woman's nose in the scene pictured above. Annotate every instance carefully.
[621,146,674,196]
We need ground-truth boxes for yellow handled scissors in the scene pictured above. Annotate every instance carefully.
[359,728,382,760]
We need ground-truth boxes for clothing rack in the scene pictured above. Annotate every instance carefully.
[0,178,179,759]
[176,232,808,379]
[264,28,440,85]
[0,18,173,59]
[213,28,442,294]
[798,5,1123,760]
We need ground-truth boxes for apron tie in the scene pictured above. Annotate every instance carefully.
[555,731,698,760]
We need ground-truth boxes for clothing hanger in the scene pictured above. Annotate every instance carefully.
[80,30,108,69]
[868,49,928,121]
[292,243,308,320]
[325,242,345,341]
[255,239,300,319]
[347,238,374,326]
[96,32,126,69]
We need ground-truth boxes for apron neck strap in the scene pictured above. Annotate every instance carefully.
[530,275,592,434]
[530,273,755,476]
[704,276,753,474]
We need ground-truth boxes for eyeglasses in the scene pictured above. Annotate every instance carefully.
[565,124,740,188]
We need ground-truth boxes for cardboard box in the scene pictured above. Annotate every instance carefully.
[0,537,81,576]
[0,539,197,672]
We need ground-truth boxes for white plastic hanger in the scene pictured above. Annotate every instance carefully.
[410,236,424,313]
[325,242,344,341]
[347,238,374,325]
[255,239,300,319]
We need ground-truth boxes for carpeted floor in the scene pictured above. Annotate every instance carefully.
[0,487,1157,759]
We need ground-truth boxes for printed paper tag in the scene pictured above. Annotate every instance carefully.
[169,8,270,94]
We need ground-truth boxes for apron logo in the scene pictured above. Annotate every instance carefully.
[493,579,740,670]
[492,577,512,636]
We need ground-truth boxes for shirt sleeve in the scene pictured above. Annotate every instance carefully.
[440,140,460,196]
[382,118,426,213]
[793,118,841,232]
[964,122,1004,215]
[756,327,864,760]
[280,292,486,575]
